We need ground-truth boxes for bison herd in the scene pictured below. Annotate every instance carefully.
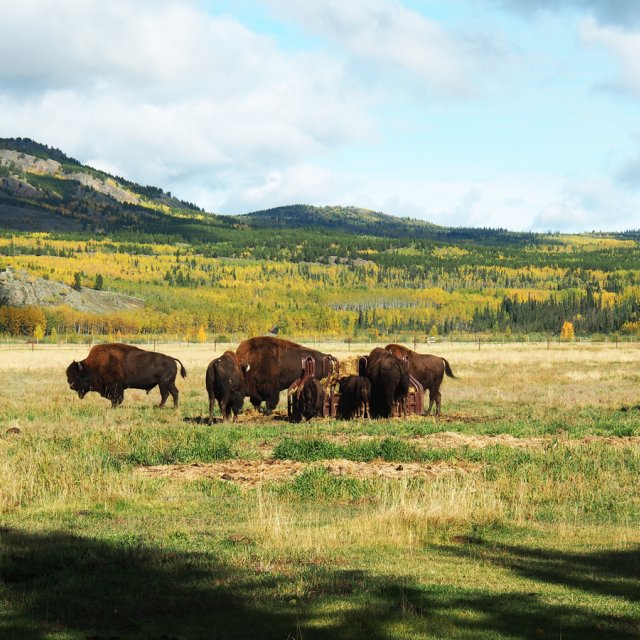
[66,336,456,421]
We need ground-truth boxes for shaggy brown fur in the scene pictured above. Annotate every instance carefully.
[385,343,456,416]
[205,350,247,422]
[365,348,410,419]
[235,336,334,415]
[66,343,186,408]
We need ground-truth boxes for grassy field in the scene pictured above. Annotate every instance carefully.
[1,341,639,639]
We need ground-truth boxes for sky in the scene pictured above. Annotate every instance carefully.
[1,0,640,232]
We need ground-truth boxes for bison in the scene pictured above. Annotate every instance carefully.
[365,347,410,418]
[337,375,371,419]
[205,351,248,422]
[235,336,335,415]
[66,343,187,408]
[291,378,325,422]
[385,343,456,416]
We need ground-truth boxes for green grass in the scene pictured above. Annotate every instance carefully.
[1,353,640,638]
[121,425,239,465]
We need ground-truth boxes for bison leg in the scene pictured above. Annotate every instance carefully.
[218,388,235,421]
[208,393,216,424]
[264,389,280,416]
[434,389,442,417]
[250,396,263,412]
[425,389,436,416]
[158,381,179,408]
[158,385,169,407]
[169,381,179,407]
[111,387,125,408]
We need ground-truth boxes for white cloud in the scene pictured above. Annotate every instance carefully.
[0,0,370,208]
[265,0,473,98]
[498,1,640,27]
[580,18,640,95]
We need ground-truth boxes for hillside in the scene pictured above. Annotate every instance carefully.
[237,204,441,238]
[0,266,144,314]
[0,138,542,248]
[0,137,207,234]
[1,138,640,342]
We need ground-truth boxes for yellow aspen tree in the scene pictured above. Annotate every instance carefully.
[560,321,575,341]
[33,323,45,343]
[197,324,207,343]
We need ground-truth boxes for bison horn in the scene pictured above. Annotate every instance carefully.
[77,361,83,371]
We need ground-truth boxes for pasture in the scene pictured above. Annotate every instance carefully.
[1,341,639,639]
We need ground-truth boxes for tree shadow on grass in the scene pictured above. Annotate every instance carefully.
[0,528,639,639]
[442,541,640,604]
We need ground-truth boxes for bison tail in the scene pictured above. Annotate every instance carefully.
[443,358,457,379]
[176,359,187,378]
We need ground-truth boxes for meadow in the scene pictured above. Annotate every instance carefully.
[0,340,639,639]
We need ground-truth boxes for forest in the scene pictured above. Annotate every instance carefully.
[1,231,639,341]
[1,138,640,341]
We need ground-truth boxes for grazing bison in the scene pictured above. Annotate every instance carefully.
[292,378,325,422]
[66,343,186,408]
[365,348,410,418]
[337,375,371,419]
[385,343,456,416]
[236,336,335,414]
[206,351,248,422]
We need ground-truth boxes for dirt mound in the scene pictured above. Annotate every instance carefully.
[137,458,478,487]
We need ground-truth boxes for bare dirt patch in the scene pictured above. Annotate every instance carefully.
[324,431,640,451]
[411,432,547,449]
[323,431,545,450]
[184,409,290,426]
[136,458,478,487]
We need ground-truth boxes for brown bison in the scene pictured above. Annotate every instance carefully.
[66,343,187,408]
[385,343,456,416]
[337,375,371,419]
[291,378,325,422]
[235,336,335,415]
[365,348,410,418]
[205,351,248,422]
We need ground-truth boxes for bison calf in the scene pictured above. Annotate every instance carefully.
[337,375,371,419]
[206,351,248,422]
[292,378,325,422]
[66,343,187,408]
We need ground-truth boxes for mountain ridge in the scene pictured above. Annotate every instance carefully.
[0,137,618,246]
[0,137,450,240]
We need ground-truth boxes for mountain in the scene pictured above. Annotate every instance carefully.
[236,204,442,238]
[0,137,538,247]
[0,137,207,234]
[0,138,453,242]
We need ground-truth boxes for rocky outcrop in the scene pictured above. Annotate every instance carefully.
[65,172,140,205]
[0,267,144,313]
[0,149,140,206]
[0,149,62,175]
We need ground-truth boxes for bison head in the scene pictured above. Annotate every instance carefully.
[66,360,90,399]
